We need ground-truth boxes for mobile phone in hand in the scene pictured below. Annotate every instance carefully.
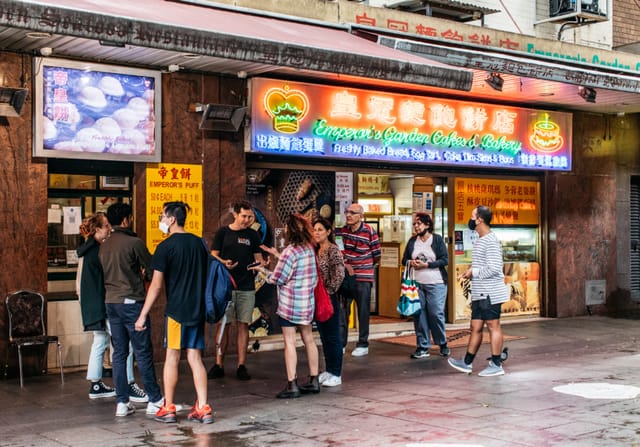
[247,261,262,270]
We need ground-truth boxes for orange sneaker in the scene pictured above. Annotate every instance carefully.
[187,402,214,424]
[154,402,177,423]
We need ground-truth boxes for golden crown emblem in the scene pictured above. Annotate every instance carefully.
[263,85,309,134]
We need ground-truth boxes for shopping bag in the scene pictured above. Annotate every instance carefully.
[314,260,334,322]
[397,262,421,317]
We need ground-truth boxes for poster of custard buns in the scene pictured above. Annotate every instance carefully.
[36,58,160,162]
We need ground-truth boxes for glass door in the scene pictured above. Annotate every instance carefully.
[47,172,132,299]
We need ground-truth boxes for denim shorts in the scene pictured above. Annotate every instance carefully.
[471,298,502,321]
[278,316,298,327]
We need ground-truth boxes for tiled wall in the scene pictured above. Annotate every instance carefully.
[47,300,93,369]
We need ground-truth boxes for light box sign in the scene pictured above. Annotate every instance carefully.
[146,163,203,254]
[34,58,161,163]
[454,178,539,225]
[251,78,572,171]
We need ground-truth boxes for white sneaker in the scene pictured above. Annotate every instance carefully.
[322,374,342,387]
[115,402,135,417]
[146,399,164,415]
[146,399,183,414]
[318,371,331,384]
[351,346,369,357]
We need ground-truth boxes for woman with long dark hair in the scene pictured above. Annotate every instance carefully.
[313,217,345,387]
[401,212,449,359]
[77,212,142,401]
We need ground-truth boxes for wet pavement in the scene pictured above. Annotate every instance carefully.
[1,315,639,446]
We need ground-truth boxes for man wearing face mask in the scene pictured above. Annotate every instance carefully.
[135,201,212,424]
[448,205,509,377]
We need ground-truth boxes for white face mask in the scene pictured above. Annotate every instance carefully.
[159,221,170,234]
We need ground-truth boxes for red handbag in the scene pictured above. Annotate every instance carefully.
[314,259,334,322]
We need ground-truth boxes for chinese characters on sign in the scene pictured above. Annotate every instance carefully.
[349,10,640,73]
[357,174,390,194]
[146,163,203,253]
[454,178,539,225]
[251,78,572,171]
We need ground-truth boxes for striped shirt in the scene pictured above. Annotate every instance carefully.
[337,222,381,283]
[267,244,318,325]
[470,231,509,304]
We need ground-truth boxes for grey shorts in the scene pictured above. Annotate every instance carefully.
[224,290,256,324]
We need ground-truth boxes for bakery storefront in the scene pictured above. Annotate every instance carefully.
[246,77,571,326]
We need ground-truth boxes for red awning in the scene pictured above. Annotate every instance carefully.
[12,0,473,90]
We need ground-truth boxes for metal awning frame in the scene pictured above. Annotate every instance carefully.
[374,33,640,94]
[0,0,473,91]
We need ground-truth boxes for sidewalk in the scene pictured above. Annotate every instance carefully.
[1,315,639,447]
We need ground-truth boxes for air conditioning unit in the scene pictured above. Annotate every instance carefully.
[549,0,600,17]
[581,0,599,14]
[101,176,129,188]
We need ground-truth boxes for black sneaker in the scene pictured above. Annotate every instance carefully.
[89,380,116,399]
[410,349,430,359]
[440,345,451,357]
[236,365,251,381]
[207,364,224,379]
[128,382,149,403]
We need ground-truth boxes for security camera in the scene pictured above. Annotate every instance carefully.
[167,64,180,73]
[40,47,53,57]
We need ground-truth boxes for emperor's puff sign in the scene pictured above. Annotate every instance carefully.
[146,163,203,253]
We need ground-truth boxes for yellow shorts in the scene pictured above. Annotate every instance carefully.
[164,316,204,350]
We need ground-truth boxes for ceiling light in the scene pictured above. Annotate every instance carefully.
[26,32,51,39]
[485,72,504,92]
[578,86,596,103]
[98,40,125,48]
[39,47,53,57]
[167,64,180,73]
[182,53,201,59]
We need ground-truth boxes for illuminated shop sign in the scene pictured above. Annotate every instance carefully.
[146,163,203,253]
[251,78,572,171]
[454,178,539,225]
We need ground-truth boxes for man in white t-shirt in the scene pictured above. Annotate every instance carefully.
[448,205,509,377]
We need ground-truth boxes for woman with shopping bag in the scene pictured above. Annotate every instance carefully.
[401,212,450,359]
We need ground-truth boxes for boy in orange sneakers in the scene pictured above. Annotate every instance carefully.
[135,201,213,424]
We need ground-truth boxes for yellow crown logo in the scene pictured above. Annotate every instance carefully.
[264,85,309,134]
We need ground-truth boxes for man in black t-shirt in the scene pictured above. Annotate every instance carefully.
[208,200,265,381]
[135,202,213,424]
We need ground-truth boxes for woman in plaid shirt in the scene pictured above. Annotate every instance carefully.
[261,213,319,399]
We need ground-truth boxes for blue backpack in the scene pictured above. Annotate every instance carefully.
[202,239,235,324]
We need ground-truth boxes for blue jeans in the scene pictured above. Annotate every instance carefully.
[414,283,447,350]
[317,293,344,377]
[85,328,134,383]
[346,282,372,348]
[106,302,162,404]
